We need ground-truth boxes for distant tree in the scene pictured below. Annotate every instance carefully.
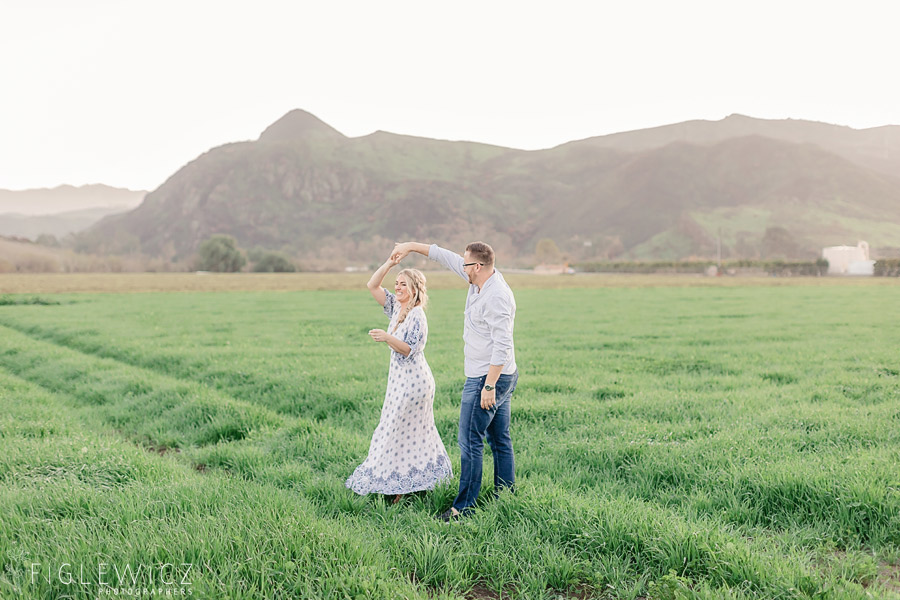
[36,233,60,247]
[252,252,296,272]
[535,238,562,264]
[196,235,246,272]
[246,246,269,263]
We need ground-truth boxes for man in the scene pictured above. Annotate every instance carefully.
[391,241,518,521]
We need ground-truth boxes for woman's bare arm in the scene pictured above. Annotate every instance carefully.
[367,257,399,305]
[368,329,412,356]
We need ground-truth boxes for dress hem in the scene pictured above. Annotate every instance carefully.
[345,458,453,496]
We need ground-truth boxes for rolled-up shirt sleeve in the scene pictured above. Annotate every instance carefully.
[484,295,515,367]
[428,244,469,283]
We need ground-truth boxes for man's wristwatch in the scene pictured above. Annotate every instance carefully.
[484,383,495,391]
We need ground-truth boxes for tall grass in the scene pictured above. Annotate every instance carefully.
[1,281,899,598]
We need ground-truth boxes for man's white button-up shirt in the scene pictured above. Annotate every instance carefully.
[429,244,517,378]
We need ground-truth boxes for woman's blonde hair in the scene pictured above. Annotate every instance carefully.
[392,268,428,332]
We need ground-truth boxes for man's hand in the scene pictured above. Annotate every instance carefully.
[368,329,390,343]
[391,242,412,263]
[392,241,432,263]
[481,387,496,410]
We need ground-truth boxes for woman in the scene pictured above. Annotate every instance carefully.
[345,255,452,503]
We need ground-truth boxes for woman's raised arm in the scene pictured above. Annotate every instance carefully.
[367,256,399,306]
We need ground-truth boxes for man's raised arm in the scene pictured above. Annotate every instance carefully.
[392,242,431,261]
[393,241,468,283]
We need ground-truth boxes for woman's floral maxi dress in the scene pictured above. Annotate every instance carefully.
[346,289,453,495]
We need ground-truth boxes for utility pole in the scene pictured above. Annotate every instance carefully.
[717,227,722,272]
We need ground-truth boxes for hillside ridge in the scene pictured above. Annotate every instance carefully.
[73,111,900,263]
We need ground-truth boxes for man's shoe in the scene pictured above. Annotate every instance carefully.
[437,508,459,522]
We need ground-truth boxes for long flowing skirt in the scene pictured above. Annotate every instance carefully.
[346,354,452,495]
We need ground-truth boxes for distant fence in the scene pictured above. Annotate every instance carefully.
[574,259,830,277]
[874,259,900,277]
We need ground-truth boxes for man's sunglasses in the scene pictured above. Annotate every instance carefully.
[462,262,484,267]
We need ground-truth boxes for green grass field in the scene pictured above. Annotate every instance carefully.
[1,275,899,599]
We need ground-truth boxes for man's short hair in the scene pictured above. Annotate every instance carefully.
[465,241,495,268]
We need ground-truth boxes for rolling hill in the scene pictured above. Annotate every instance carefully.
[0,184,145,215]
[0,206,134,241]
[568,113,900,178]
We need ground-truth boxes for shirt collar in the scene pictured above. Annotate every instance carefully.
[475,270,498,294]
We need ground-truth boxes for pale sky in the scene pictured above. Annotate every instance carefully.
[1,0,897,192]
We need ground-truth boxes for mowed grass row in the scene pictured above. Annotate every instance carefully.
[1,282,899,598]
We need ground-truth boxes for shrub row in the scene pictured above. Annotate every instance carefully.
[574,259,830,276]
[574,261,710,274]
[874,258,900,277]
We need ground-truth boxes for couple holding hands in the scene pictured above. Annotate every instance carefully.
[345,241,519,521]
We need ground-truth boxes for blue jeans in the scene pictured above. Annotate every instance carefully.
[453,371,518,513]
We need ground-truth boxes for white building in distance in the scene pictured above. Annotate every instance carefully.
[822,241,874,275]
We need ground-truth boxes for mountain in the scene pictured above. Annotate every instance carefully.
[544,135,900,258]
[257,109,346,144]
[0,206,134,241]
[567,114,900,178]
[75,111,900,263]
[0,184,146,216]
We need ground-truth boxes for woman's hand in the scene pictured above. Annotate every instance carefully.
[369,329,412,356]
[368,329,390,343]
[391,243,410,263]
[392,241,430,263]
